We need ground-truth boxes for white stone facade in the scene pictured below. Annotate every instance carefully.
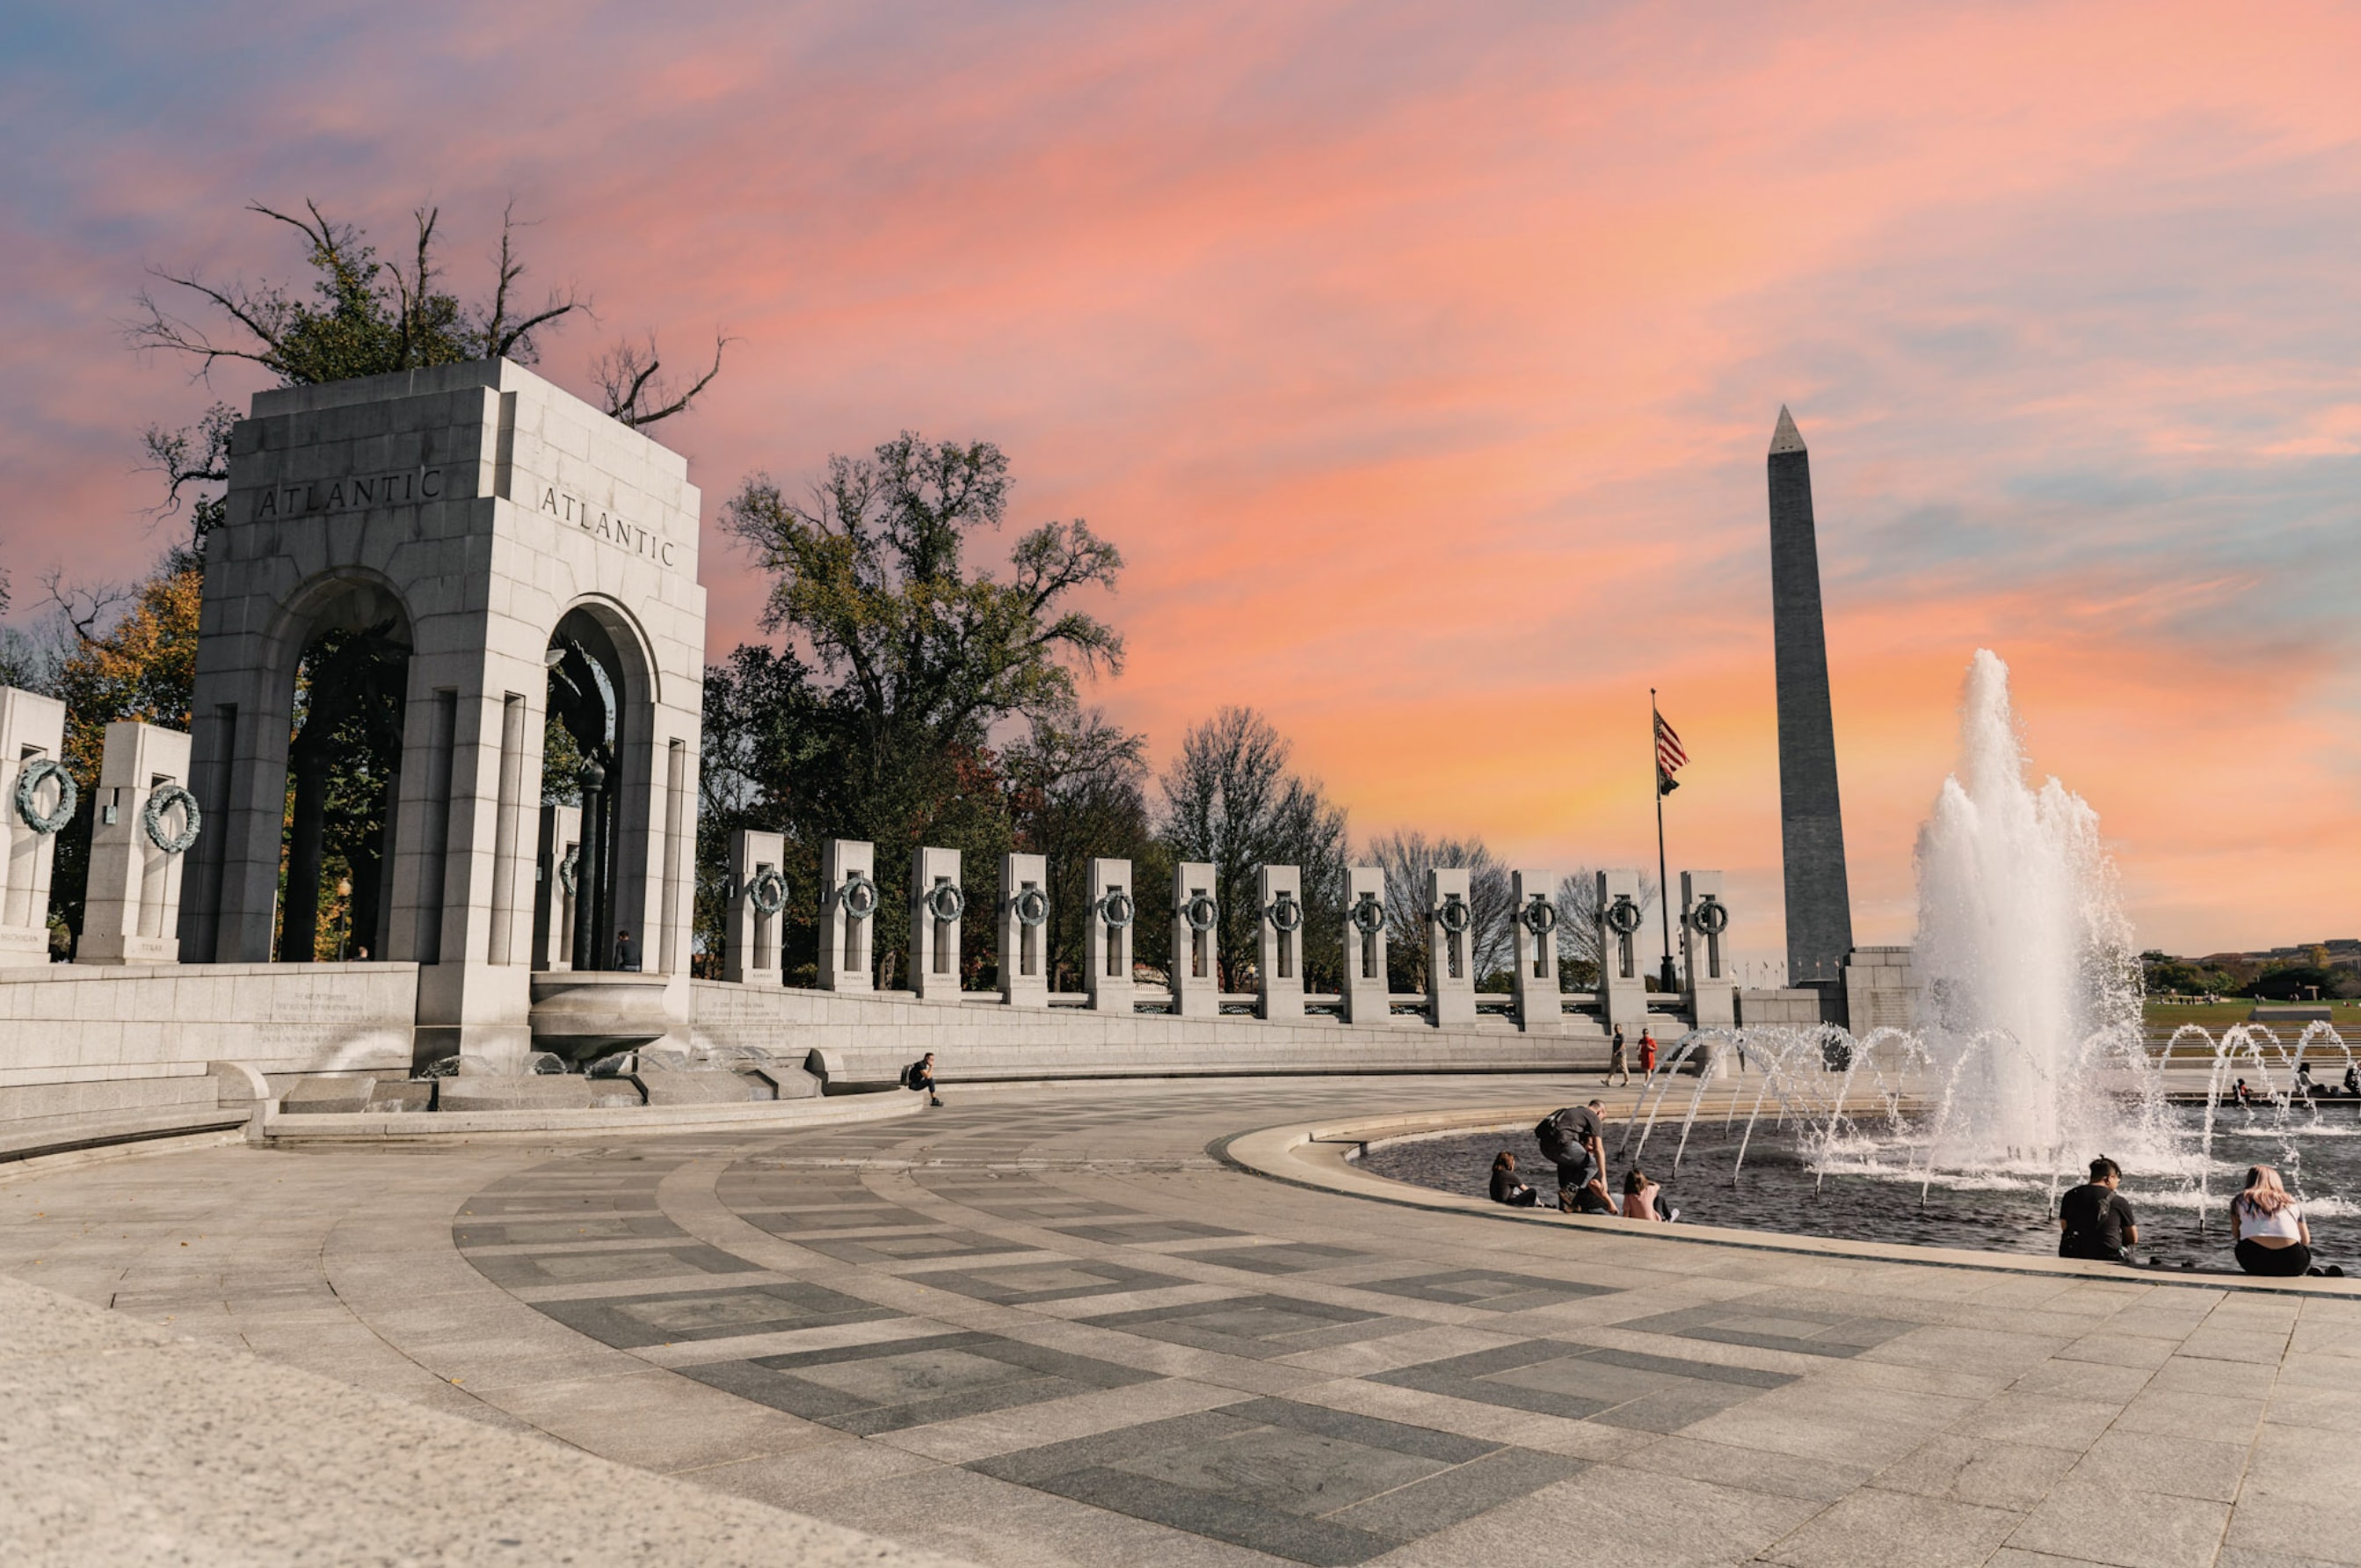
[908,846,963,1002]
[998,853,1050,1008]
[1168,860,1219,1018]
[1508,868,1560,1034]
[1681,870,1736,1027]
[180,359,704,1066]
[1254,864,1304,1020]
[1595,868,1650,1031]
[724,829,788,985]
[0,688,67,962]
[1086,858,1135,1013]
[1341,866,1389,1025]
[79,722,194,966]
[820,839,877,992]
[1426,868,1476,1026]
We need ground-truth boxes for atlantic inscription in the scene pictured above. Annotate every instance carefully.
[539,486,679,569]
[251,467,445,519]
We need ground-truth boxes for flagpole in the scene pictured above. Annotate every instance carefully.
[1652,688,1677,992]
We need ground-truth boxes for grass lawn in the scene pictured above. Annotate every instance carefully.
[2144,1000,2360,1032]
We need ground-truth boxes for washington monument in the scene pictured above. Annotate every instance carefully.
[1766,407,1855,985]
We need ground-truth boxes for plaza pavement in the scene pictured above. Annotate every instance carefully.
[4,1074,2357,1567]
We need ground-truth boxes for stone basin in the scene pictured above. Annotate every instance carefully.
[529,971,678,1059]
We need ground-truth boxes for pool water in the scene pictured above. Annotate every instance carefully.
[1358,1102,2359,1272]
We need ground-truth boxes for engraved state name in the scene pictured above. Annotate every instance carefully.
[252,468,446,519]
[540,487,679,569]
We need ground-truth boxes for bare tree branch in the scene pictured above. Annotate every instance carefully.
[598,331,732,427]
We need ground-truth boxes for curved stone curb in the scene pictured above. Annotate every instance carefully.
[1214,1105,2361,1298]
[257,1088,930,1145]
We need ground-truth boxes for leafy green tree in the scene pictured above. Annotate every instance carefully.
[713,435,1125,986]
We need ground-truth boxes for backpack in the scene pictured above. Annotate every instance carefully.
[1534,1110,1573,1162]
[899,1059,923,1089]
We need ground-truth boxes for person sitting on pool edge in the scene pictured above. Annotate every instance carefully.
[1490,1151,1540,1208]
[2057,1156,2138,1263]
[2230,1165,2343,1277]
[1621,1166,1676,1223]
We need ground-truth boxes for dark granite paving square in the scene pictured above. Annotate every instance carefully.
[1350,1268,1620,1312]
[795,1230,1042,1266]
[970,1396,1581,1566]
[1053,1220,1247,1245]
[466,1243,764,1289]
[452,1214,687,1248]
[1613,1303,1917,1359]
[1371,1339,1794,1428]
[531,1281,897,1348]
[1079,1293,1412,1361]
[682,1331,1159,1435]
[903,1259,1188,1305]
[1177,1243,1370,1275]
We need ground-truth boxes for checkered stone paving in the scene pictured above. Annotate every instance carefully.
[970,1396,1581,1565]
[681,1329,1160,1435]
[11,1074,2361,1568]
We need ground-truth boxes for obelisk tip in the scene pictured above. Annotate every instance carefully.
[1769,405,1805,455]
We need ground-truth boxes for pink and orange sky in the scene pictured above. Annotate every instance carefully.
[4,2,2357,962]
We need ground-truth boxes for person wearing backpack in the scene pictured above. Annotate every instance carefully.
[901,1052,942,1107]
[1535,1101,1607,1212]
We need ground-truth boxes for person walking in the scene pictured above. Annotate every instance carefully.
[2230,1165,2338,1276]
[1607,1027,1630,1086]
[2057,1156,2139,1263]
[1638,1029,1658,1080]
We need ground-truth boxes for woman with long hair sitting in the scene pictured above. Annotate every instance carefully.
[2230,1165,2336,1277]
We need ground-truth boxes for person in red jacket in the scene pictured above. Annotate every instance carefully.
[1639,1029,1658,1078]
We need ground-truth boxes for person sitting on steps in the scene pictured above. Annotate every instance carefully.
[1490,1151,1540,1208]
[901,1051,943,1107]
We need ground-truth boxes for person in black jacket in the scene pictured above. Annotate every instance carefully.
[903,1052,942,1107]
[1490,1151,1540,1207]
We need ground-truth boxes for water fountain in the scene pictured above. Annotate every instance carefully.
[1367,650,2354,1267]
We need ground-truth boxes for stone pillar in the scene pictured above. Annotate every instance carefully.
[1425,867,1476,1027]
[1842,946,1916,1034]
[910,846,963,1002]
[999,852,1050,1008]
[1085,857,1135,1013]
[725,829,787,985]
[530,804,581,971]
[1595,869,1650,1032]
[1169,860,1219,1019]
[1681,871,1735,1028]
[1509,868,1561,1034]
[820,838,876,992]
[78,721,195,966]
[1255,864,1304,1020]
[1341,865,1389,1025]
[0,687,69,962]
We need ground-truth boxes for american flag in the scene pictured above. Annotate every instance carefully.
[1655,710,1687,796]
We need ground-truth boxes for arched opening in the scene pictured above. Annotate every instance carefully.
[542,605,645,969]
[273,580,412,962]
